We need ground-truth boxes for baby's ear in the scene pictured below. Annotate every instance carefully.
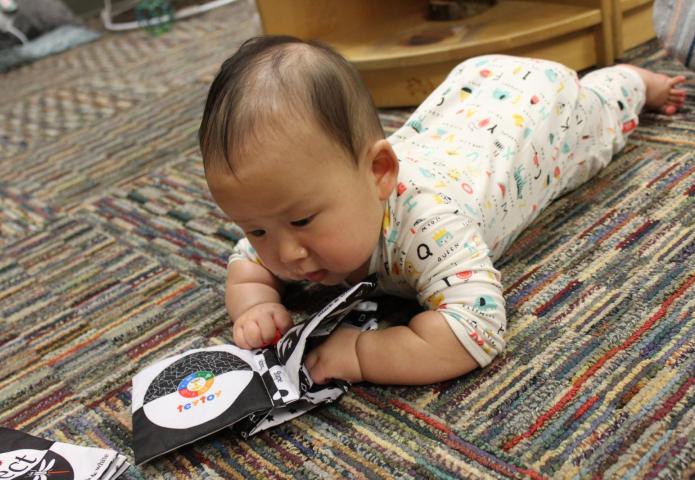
[366,139,399,201]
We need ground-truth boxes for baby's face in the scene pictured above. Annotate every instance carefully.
[208,124,389,286]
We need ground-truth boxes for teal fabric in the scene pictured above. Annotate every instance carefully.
[0,24,99,72]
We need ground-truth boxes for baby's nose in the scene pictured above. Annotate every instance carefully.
[278,239,308,264]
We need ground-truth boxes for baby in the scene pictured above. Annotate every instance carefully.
[199,35,686,386]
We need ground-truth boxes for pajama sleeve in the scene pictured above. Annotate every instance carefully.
[227,237,263,266]
[403,212,507,367]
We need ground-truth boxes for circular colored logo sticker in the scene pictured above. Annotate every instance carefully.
[177,370,214,398]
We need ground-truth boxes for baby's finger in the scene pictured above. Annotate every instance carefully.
[259,329,282,348]
[272,308,293,333]
[305,349,316,366]
[304,350,327,384]
[232,322,251,350]
[258,317,279,346]
[308,361,329,385]
[242,321,263,349]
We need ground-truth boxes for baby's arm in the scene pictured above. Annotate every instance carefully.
[306,212,505,385]
[306,311,479,384]
[362,312,480,383]
[226,239,293,349]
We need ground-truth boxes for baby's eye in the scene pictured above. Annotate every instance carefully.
[249,229,266,237]
[291,215,314,227]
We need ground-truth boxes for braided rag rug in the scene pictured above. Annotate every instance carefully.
[1,1,693,478]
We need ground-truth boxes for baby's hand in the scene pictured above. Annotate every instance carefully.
[304,327,363,384]
[232,302,293,349]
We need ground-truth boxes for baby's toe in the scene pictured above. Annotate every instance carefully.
[660,103,677,115]
[670,75,687,86]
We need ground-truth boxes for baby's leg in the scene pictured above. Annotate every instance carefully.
[555,64,684,195]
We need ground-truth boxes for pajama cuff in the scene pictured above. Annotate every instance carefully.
[612,64,647,112]
[443,315,500,368]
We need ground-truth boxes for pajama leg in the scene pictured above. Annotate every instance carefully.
[555,65,646,195]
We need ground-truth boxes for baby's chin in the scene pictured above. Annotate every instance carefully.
[277,271,345,286]
[319,276,345,287]
[318,268,371,286]
[316,272,350,286]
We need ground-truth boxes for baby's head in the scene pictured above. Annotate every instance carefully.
[199,36,399,285]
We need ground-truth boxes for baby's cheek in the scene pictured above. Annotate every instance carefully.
[254,249,282,274]
[312,240,344,263]
[330,239,370,269]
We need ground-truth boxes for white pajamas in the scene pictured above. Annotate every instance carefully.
[230,55,646,367]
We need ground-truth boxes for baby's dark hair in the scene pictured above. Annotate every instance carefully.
[198,35,385,174]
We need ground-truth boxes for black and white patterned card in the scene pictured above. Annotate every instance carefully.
[0,427,129,480]
[131,277,377,464]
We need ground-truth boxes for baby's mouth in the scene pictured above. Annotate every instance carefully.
[304,269,327,282]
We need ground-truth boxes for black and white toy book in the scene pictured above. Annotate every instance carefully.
[0,427,130,480]
[131,277,377,464]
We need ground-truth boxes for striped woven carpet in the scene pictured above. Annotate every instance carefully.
[1,1,694,478]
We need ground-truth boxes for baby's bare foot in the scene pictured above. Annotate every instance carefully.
[620,64,687,115]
